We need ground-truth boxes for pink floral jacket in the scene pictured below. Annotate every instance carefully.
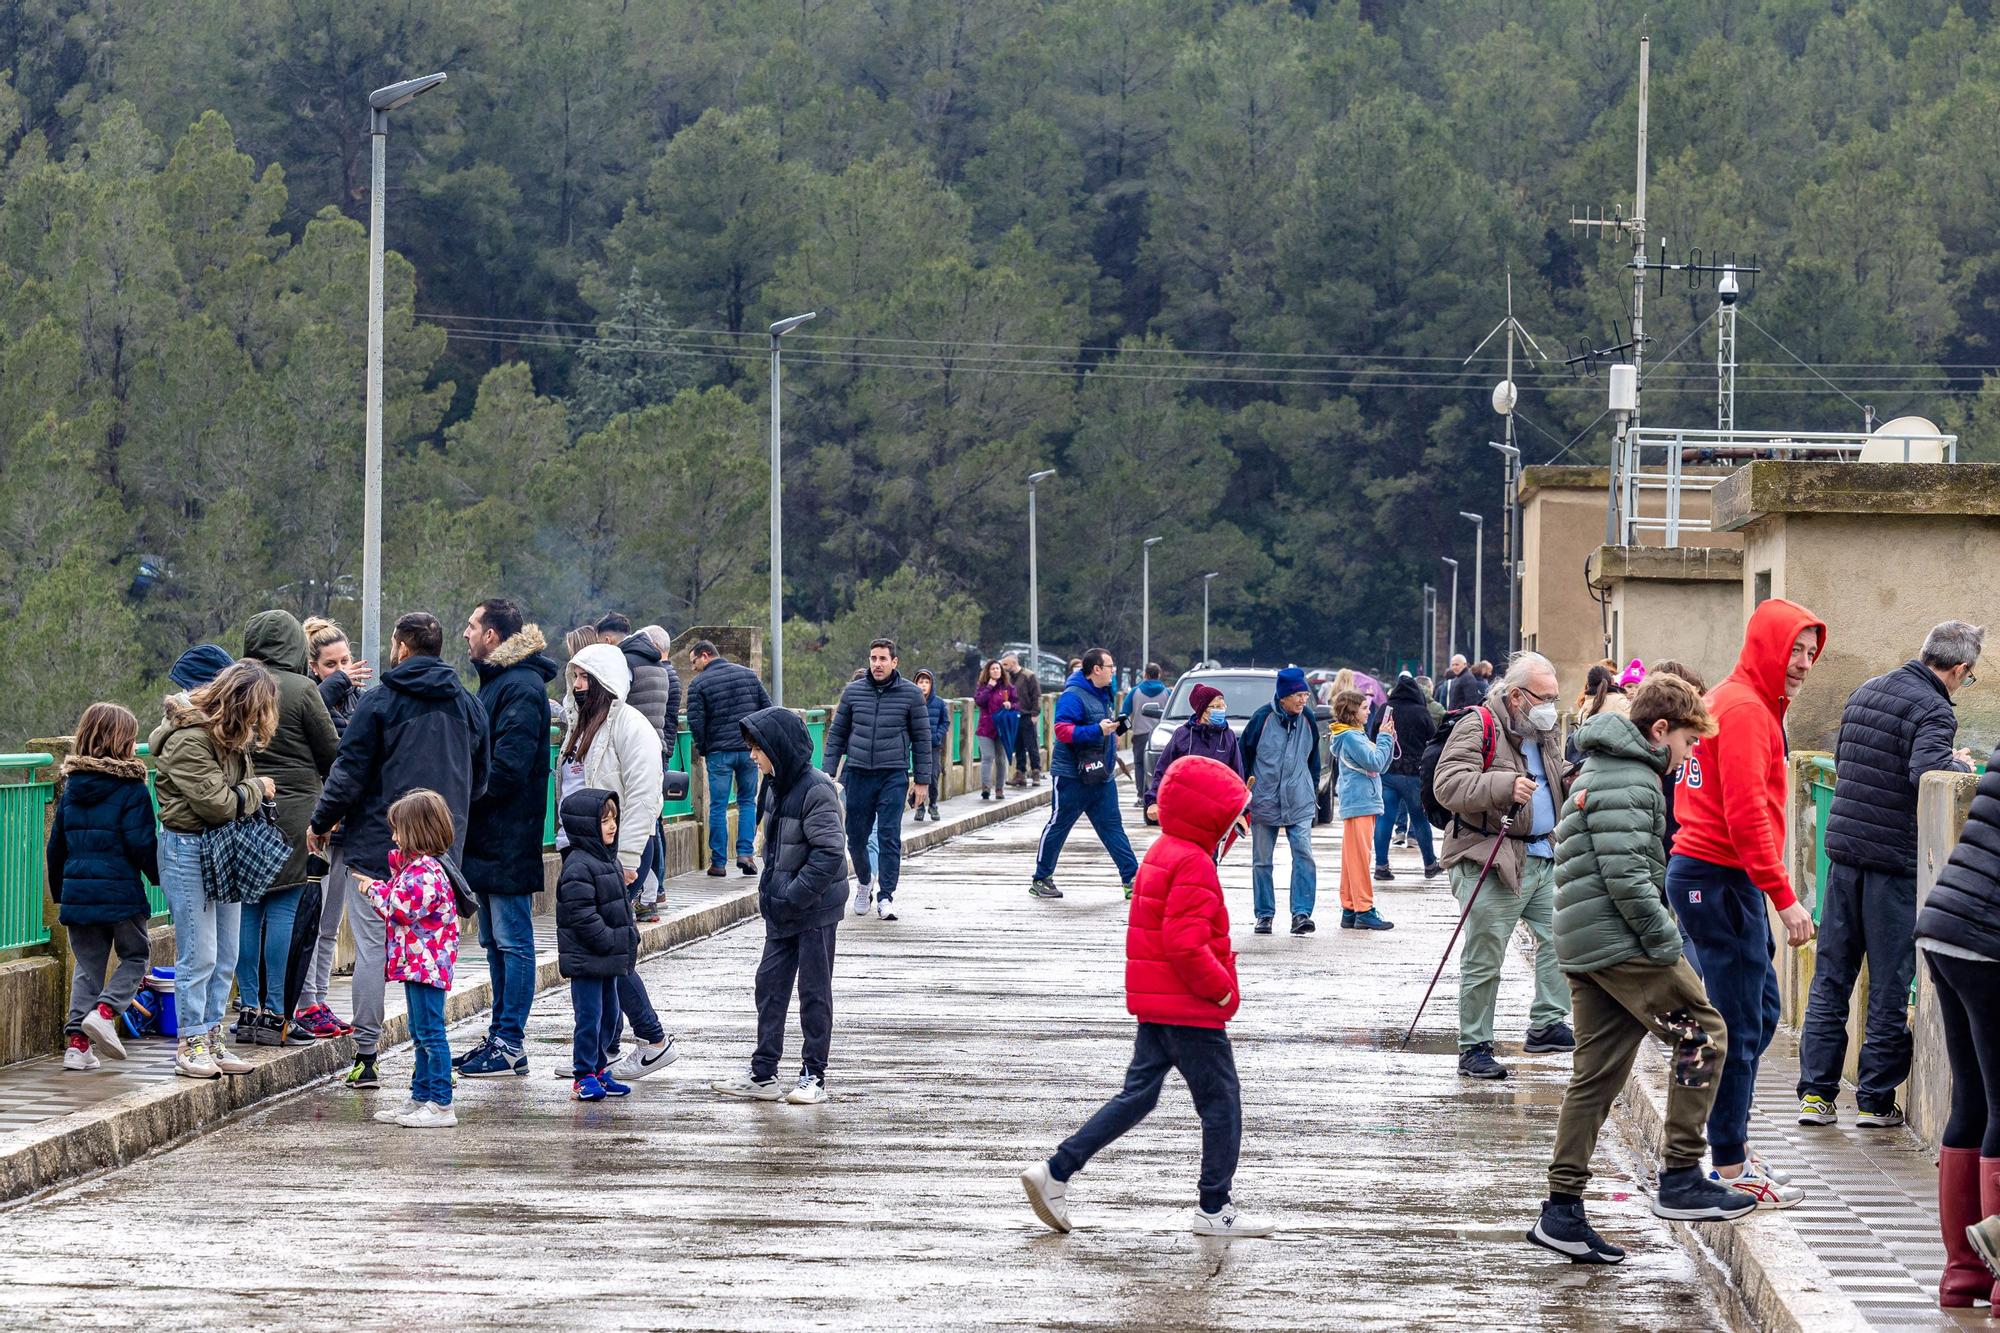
[359,852,459,990]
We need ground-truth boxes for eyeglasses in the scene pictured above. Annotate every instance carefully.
[1517,686,1559,704]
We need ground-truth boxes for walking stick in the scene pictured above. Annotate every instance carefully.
[1399,804,1520,1052]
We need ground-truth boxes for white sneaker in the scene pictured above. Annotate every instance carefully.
[610,1037,681,1081]
[397,1101,459,1128]
[784,1073,828,1105]
[63,1044,101,1072]
[1747,1148,1792,1185]
[1019,1161,1071,1234]
[81,1008,126,1059]
[1711,1164,1804,1209]
[852,884,872,915]
[711,1072,787,1101]
[175,1035,220,1079]
[1191,1203,1275,1238]
[206,1029,254,1075]
[877,897,897,921]
[374,1098,422,1124]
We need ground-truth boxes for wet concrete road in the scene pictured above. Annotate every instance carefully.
[0,810,1731,1331]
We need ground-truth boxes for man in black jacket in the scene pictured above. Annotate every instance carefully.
[1004,652,1045,785]
[1371,672,1443,881]
[1799,620,1980,1128]
[459,598,558,1078]
[686,640,773,877]
[823,638,932,921]
[712,707,848,1105]
[619,623,682,912]
[309,611,490,1088]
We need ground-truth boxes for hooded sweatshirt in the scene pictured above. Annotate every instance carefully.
[1671,597,1827,910]
[554,788,638,979]
[741,707,850,938]
[561,643,663,871]
[1126,755,1247,1029]
[1552,711,1680,973]
[243,609,340,887]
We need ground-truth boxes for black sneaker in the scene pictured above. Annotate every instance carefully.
[1423,862,1445,879]
[1526,1199,1626,1264]
[454,1034,495,1069]
[1253,917,1273,935]
[1029,878,1063,900]
[1458,1043,1508,1080]
[279,1013,318,1046]
[343,1055,380,1089]
[1524,1022,1576,1053]
[1651,1165,1756,1220]
[1372,865,1393,882]
[1855,1102,1906,1128]
[1290,914,1316,936]
[1340,909,1357,929]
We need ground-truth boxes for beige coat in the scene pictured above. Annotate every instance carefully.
[1432,701,1568,892]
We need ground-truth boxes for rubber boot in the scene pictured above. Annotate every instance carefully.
[1940,1147,1991,1309]
[1980,1157,2000,1311]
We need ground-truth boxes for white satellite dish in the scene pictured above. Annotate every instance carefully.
[1491,380,1517,416]
[1860,415,1946,464]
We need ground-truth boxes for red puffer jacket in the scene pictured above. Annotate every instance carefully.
[1126,755,1247,1029]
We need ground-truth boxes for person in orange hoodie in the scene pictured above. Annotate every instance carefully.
[1017,754,1275,1239]
[1669,597,1825,1209]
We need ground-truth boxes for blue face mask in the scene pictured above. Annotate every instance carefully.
[1205,707,1227,725]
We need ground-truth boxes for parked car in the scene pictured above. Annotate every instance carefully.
[1138,667,1335,823]
[993,643,1070,691]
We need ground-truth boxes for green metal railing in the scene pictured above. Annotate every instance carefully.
[1806,755,1836,926]
[0,755,54,950]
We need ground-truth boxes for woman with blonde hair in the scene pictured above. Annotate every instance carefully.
[150,659,279,1079]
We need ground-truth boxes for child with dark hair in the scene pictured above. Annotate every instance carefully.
[556,788,641,1102]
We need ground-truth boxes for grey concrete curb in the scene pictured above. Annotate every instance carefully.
[0,786,1051,1207]
[1611,1057,1869,1333]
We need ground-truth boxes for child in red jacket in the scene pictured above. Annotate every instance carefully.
[1019,754,1274,1238]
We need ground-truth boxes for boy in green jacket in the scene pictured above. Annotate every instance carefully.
[1527,673,1755,1264]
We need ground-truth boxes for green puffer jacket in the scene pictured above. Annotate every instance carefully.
[1552,711,1681,974]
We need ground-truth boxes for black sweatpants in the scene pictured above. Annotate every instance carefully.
[1925,948,2000,1157]
[754,923,837,1083]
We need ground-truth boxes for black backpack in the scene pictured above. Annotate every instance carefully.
[1417,705,1497,830]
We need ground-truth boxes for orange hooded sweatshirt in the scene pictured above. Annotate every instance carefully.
[1670,598,1828,912]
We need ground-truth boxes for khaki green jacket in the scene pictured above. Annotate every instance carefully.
[149,701,259,835]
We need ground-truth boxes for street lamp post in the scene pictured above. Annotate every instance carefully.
[1488,442,1521,656]
[1459,510,1485,664]
[360,71,447,670]
[1421,582,1436,678]
[1028,469,1056,681]
[767,311,817,708]
[1201,572,1219,666]
[1442,557,1460,664]
[1141,537,1163,672]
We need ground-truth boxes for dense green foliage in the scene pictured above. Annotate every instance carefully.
[0,0,1994,739]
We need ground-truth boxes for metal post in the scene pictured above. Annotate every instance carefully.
[1141,536,1162,671]
[361,130,385,671]
[1422,582,1436,678]
[1202,572,1219,666]
[1459,512,1485,663]
[1443,557,1459,664]
[1029,469,1055,682]
[768,335,783,707]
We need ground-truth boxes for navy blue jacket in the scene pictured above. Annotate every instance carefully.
[464,627,560,896]
[1050,671,1119,780]
[685,657,771,755]
[46,758,159,926]
[824,669,933,781]
[1918,743,2000,962]
[1824,660,1970,875]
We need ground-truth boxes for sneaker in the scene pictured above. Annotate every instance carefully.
[249,1007,285,1047]
[1253,917,1273,935]
[711,1072,787,1101]
[609,1037,680,1081]
[295,1005,346,1040]
[1652,1167,1757,1221]
[454,1034,496,1070]
[175,1035,220,1079]
[1710,1164,1804,1210]
[344,1056,381,1089]
[1340,909,1357,929]
[1029,878,1063,900]
[1372,865,1393,882]
[1796,1094,1838,1126]
[1969,1213,2000,1280]
[785,1073,828,1105]
[82,1005,126,1059]
[913,807,927,823]
[460,1044,529,1078]
[707,864,727,877]
[1458,1043,1508,1080]
[1423,862,1445,879]
[1190,1203,1275,1238]
[877,897,898,921]
[1525,1022,1576,1053]
[1290,914,1316,936]
[1019,1161,1072,1234]
[637,903,662,924]
[397,1101,458,1128]
[852,883,873,915]
[1351,909,1394,931]
[1747,1149,1792,1186]
[1526,1198,1627,1263]
[374,1098,422,1124]
[596,1070,633,1097]
[980,789,991,800]
[208,1030,254,1074]
[1122,882,1135,901]
[738,856,757,876]
[928,805,940,821]
[1855,1102,1905,1129]
[573,1074,607,1102]
[63,1041,100,1072]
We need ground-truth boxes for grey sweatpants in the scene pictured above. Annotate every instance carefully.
[979,742,1008,792]
[66,915,153,1036]
[299,843,347,1010]
[344,868,387,1056]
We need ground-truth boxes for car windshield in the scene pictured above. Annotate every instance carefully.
[1160,672,1276,720]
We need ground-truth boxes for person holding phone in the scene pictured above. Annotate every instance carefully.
[1030,649,1140,902]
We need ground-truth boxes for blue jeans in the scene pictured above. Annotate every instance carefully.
[1033,776,1140,883]
[236,883,304,1012]
[571,976,619,1077]
[477,892,537,1054]
[1669,855,1782,1168]
[613,965,667,1047]
[1796,861,1917,1112]
[1374,774,1436,867]
[404,983,452,1106]
[159,828,241,1035]
[1049,1022,1241,1213]
[1251,821,1316,920]
[843,766,907,900]
[706,751,759,866]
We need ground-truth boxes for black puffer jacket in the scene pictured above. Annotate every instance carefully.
[1917,742,2000,961]
[824,669,933,780]
[310,654,491,880]
[45,757,159,926]
[1824,660,1970,874]
[554,788,639,978]
[243,610,340,888]
[685,656,770,755]
[465,626,560,897]
[317,672,361,736]
[742,708,849,939]
[1378,675,1436,776]
[618,632,681,758]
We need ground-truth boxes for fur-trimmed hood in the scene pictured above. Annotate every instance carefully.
[60,754,149,782]
[486,624,549,671]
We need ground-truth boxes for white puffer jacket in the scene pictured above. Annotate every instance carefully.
[564,644,664,871]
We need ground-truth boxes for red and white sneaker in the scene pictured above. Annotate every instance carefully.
[294,1005,349,1039]
[1710,1164,1804,1209]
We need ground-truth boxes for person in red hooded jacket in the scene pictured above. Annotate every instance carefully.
[1668,596,1825,1209]
[1018,754,1275,1239]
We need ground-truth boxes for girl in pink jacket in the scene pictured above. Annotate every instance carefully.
[358,789,460,1128]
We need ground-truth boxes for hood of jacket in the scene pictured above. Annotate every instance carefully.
[1388,675,1426,706]
[1727,597,1827,716]
[242,610,309,676]
[480,624,555,679]
[739,706,811,788]
[1574,709,1670,775]
[61,754,149,784]
[1157,754,1249,849]
[559,787,619,858]
[382,653,467,701]
[59,766,148,809]
[570,643,632,700]
[1133,679,1168,699]
[912,668,935,691]
[1063,669,1110,705]
[617,631,662,666]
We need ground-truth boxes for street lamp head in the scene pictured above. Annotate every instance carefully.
[1487,440,1520,460]
[1144,536,1164,549]
[769,311,818,338]
[1442,556,1458,570]
[1028,469,1056,485]
[369,73,446,130]
[1204,571,1220,581]
[1459,511,1483,524]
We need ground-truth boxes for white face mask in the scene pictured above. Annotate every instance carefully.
[1528,701,1559,733]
